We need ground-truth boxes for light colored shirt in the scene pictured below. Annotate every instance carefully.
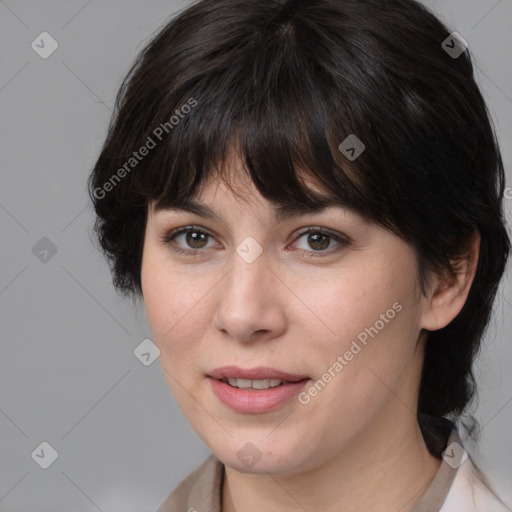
[156,425,511,512]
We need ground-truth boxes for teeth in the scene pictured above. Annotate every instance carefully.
[225,378,285,390]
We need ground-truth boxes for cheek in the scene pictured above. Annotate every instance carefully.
[141,260,173,339]
[291,254,418,351]
[141,245,183,348]
[142,270,206,405]
[310,270,421,405]
[142,243,185,332]
[141,250,214,366]
[294,254,422,414]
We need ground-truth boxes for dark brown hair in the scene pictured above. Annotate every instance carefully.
[87,0,510,454]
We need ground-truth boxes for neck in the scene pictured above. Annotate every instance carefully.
[221,411,442,512]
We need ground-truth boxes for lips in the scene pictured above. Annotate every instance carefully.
[208,367,311,413]
[208,366,309,383]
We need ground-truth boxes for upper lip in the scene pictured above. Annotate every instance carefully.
[209,366,309,382]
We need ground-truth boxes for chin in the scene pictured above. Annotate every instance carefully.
[209,438,307,475]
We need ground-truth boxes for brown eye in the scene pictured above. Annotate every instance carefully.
[184,230,209,249]
[307,232,330,251]
[160,226,217,255]
[293,228,350,257]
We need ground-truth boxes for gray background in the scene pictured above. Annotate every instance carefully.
[1,1,511,511]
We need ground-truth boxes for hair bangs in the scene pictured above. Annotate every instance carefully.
[151,31,372,221]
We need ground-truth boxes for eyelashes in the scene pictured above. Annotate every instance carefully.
[159,225,351,259]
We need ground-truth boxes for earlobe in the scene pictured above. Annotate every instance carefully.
[420,230,480,331]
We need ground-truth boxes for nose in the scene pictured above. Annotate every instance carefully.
[212,245,287,344]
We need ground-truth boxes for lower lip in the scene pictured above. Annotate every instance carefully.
[209,377,310,413]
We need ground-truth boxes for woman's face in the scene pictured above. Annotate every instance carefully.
[141,162,434,475]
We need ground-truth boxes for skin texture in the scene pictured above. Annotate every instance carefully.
[141,158,480,512]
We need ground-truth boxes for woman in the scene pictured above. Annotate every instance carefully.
[87,0,511,510]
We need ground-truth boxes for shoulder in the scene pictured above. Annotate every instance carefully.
[441,456,511,512]
[156,453,224,512]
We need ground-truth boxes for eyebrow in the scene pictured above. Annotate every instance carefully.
[153,197,347,223]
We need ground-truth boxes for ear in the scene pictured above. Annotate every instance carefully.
[420,230,480,331]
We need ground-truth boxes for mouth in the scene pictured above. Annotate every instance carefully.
[217,377,297,390]
[208,366,309,385]
[207,366,310,413]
